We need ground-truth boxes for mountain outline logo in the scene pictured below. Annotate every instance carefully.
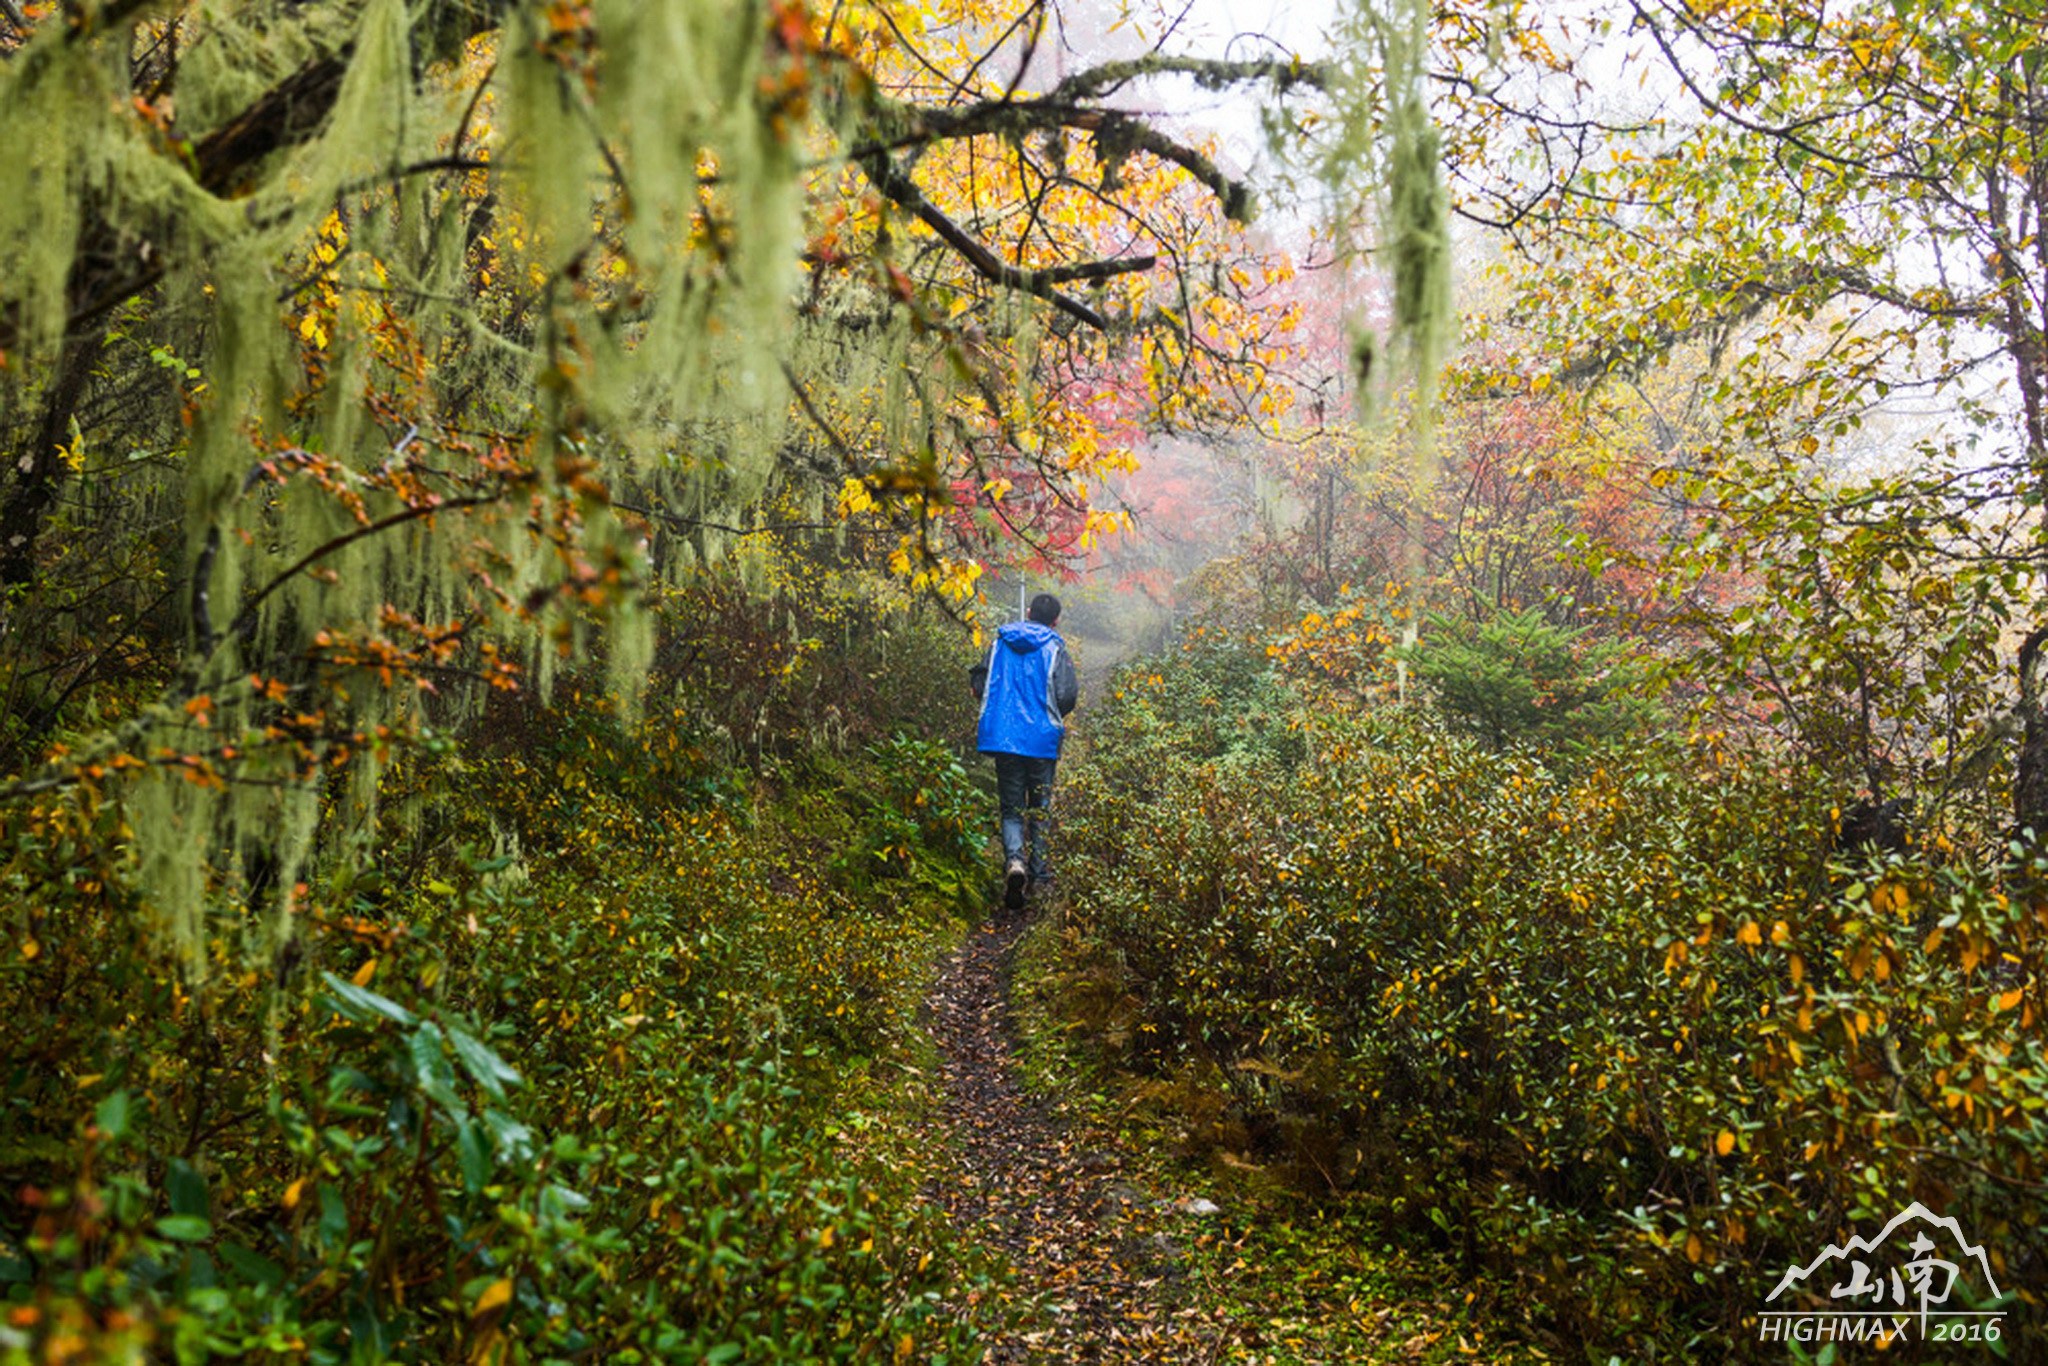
[1757,1201,2010,1348]
[1765,1201,2002,1304]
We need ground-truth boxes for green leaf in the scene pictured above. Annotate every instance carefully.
[167,1159,210,1219]
[94,1089,130,1141]
[539,1182,589,1216]
[407,1023,463,1111]
[347,1293,389,1360]
[457,1118,493,1194]
[218,1241,285,1289]
[483,1108,536,1163]
[317,1184,348,1246]
[320,973,416,1026]
[447,1022,522,1099]
[155,1214,213,1243]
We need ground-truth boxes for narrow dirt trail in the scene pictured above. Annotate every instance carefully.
[924,908,1236,1363]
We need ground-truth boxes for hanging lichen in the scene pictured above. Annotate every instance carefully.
[0,0,820,980]
[1326,0,1455,435]
[1323,0,1457,692]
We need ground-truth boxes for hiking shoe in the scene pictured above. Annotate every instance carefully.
[1004,859,1027,911]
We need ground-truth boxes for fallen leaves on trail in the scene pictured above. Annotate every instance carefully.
[920,908,1539,1365]
[924,909,1238,1364]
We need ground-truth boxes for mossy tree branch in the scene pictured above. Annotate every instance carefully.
[857,151,1140,331]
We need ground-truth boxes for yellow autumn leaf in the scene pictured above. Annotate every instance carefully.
[472,1278,513,1318]
[351,958,377,987]
[283,1178,305,1210]
[1715,1129,1735,1157]
[836,477,875,515]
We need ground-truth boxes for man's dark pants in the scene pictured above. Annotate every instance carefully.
[992,751,1058,881]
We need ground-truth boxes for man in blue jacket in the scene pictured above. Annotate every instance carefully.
[970,593,1079,910]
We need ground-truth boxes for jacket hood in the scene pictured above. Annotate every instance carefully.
[998,620,1061,654]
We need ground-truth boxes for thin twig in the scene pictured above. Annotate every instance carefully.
[221,492,507,651]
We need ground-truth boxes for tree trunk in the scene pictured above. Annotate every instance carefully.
[0,333,95,592]
[2017,628,2048,842]
[1987,87,2048,838]
[2005,319,2047,840]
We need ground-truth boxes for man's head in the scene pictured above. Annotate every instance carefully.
[1027,592,1061,626]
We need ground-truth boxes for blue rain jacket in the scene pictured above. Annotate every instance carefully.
[973,621,1078,759]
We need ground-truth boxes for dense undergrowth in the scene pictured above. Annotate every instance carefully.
[1047,630,2045,1361]
[1008,911,1545,1366]
[0,595,996,1364]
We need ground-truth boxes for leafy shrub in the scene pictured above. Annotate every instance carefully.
[1405,604,1658,757]
[1051,641,2044,1359]
[1084,631,1309,790]
[839,735,989,908]
[0,698,991,1363]
[646,563,983,772]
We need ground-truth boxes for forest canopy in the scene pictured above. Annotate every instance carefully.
[0,0,1414,968]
